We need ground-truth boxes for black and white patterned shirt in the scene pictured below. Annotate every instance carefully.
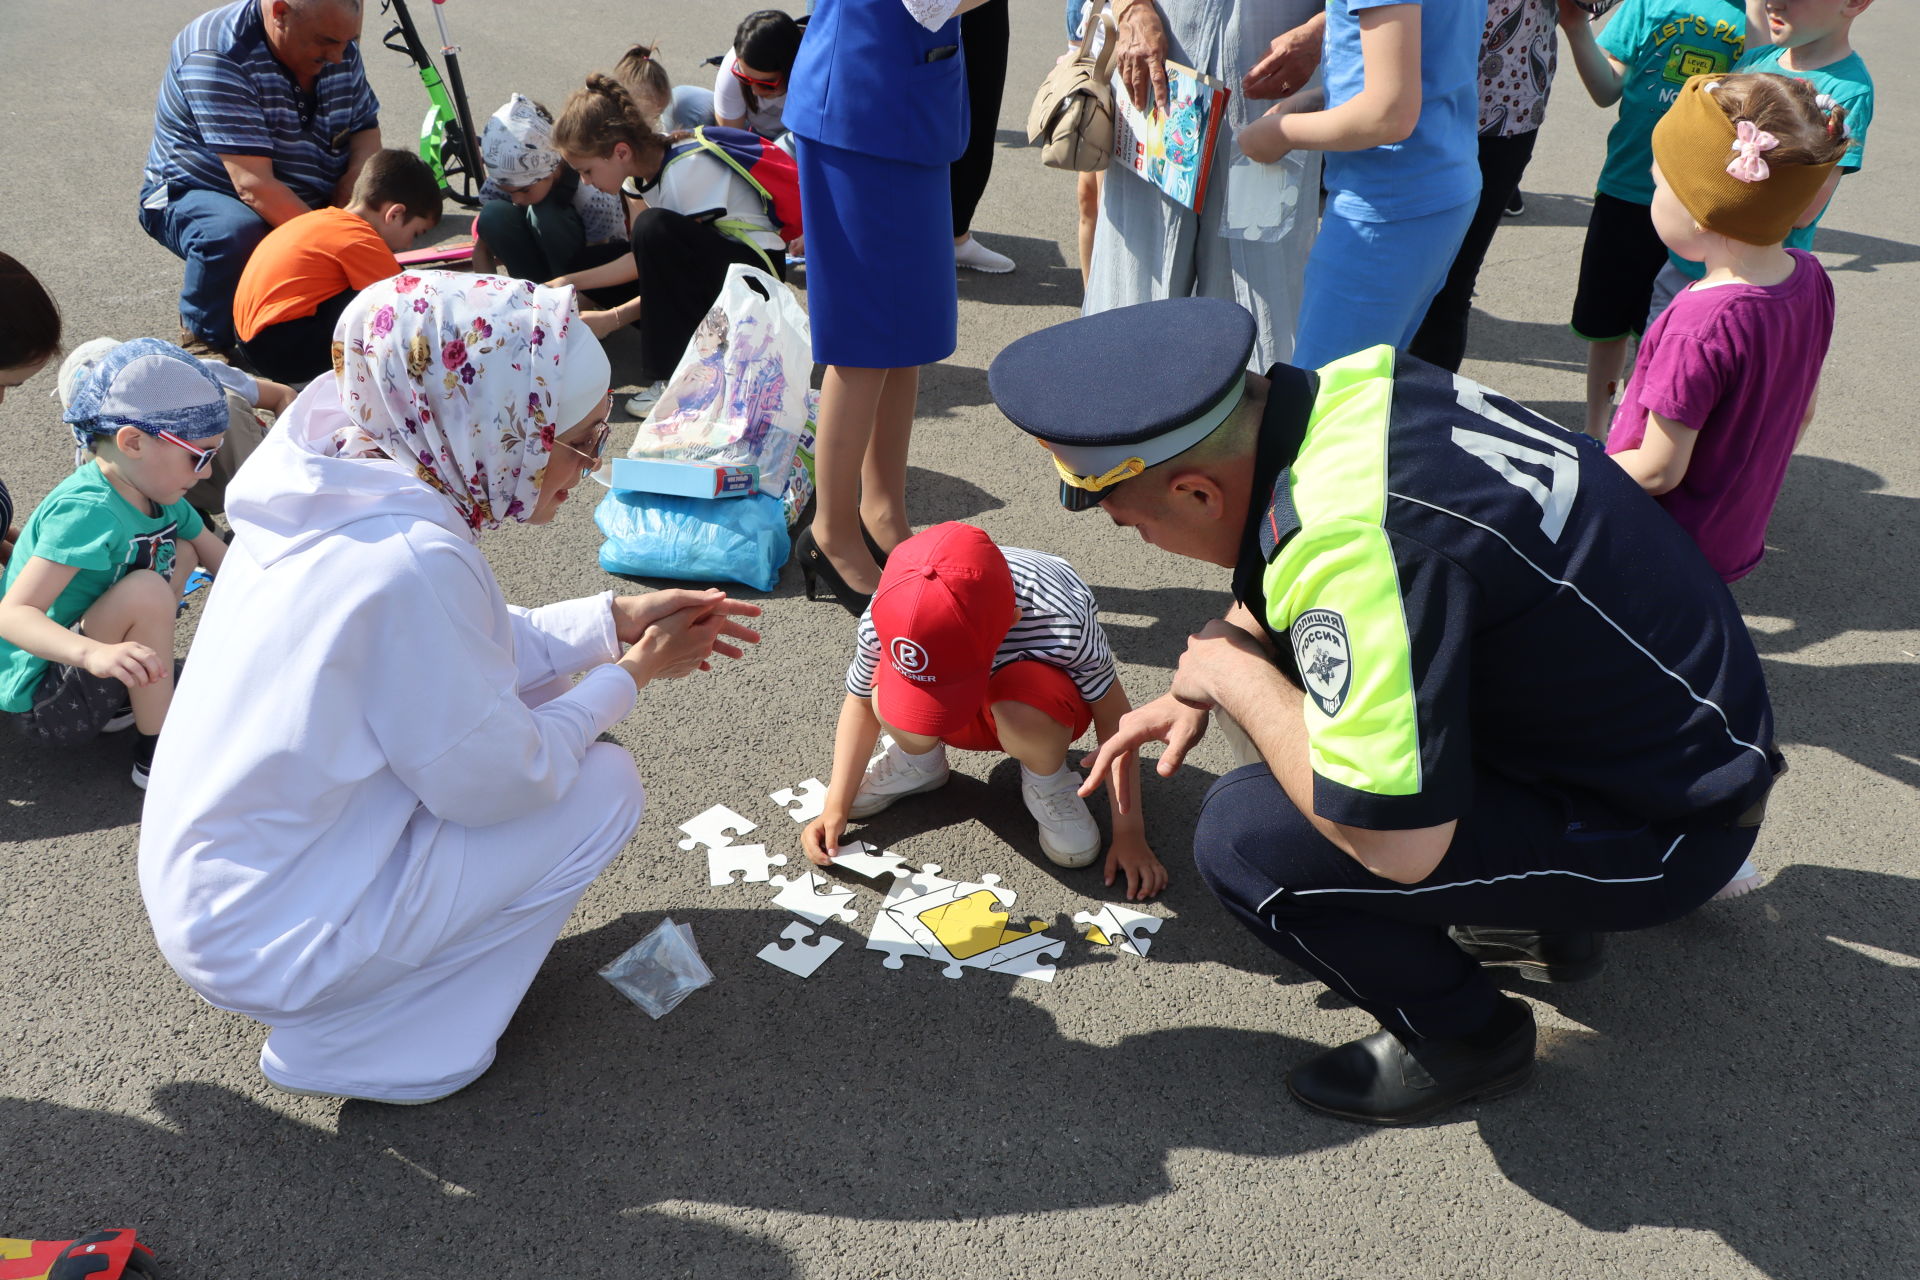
[846,547,1118,704]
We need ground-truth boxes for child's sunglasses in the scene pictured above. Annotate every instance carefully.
[154,430,223,474]
[731,65,783,92]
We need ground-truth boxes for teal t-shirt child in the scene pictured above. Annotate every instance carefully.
[1595,0,1746,205]
[1667,44,1874,279]
[0,465,204,712]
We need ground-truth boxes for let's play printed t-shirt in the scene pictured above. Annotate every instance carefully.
[0,465,203,712]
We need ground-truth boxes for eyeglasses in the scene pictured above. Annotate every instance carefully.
[731,65,783,92]
[155,430,223,474]
[554,417,614,469]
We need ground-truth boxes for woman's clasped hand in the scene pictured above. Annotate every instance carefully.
[611,587,762,690]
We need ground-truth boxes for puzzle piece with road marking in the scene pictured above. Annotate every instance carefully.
[870,875,1056,980]
[768,869,861,927]
[827,841,910,881]
[1074,904,1163,957]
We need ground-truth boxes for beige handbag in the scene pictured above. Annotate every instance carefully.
[1026,12,1119,173]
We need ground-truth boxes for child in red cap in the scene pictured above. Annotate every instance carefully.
[800,522,1166,899]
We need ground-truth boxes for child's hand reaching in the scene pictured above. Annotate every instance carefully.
[86,640,167,688]
[801,810,851,867]
[1105,830,1168,901]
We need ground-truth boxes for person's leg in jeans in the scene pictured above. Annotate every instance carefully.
[1408,129,1539,372]
[139,186,273,350]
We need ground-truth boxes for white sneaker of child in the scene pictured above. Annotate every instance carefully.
[1021,763,1100,868]
[1711,857,1764,901]
[849,735,951,819]
[954,235,1015,274]
[624,381,667,418]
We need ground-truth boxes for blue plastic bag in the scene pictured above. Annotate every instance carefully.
[595,487,790,591]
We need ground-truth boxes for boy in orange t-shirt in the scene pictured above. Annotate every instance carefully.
[233,149,443,381]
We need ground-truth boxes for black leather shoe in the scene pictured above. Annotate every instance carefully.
[1286,998,1536,1125]
[1448,926,1605,983]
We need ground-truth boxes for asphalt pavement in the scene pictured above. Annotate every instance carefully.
[2,3,1916,1277]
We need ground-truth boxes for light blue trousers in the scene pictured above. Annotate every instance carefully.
[1291,197,1478,370]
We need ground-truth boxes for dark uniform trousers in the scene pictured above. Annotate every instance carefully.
[1194,761,1757,1042]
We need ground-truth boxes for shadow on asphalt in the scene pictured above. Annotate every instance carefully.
[11,867,1912,1277]
[1085,584,1244,668]
[1477,864,1920,1279]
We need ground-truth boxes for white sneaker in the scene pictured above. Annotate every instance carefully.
[850,736,950,819]
[1021,764,1100,868]
[624,381,666,418]
[954,235,1015,274]
[1711,858,1764,901]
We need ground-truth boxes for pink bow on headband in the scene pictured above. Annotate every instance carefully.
[1726,119,1778,183]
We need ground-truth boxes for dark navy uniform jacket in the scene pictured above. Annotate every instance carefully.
[1232,348,1779,833]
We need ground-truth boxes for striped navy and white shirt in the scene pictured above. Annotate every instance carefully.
[847,547,1118,704]
[141,1,380,210]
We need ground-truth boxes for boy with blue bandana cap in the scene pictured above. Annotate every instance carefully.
[0,340,230,788]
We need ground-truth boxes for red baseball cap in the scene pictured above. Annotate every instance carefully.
[870,523,1016,737]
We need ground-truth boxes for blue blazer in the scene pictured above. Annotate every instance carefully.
[783,0,970,166]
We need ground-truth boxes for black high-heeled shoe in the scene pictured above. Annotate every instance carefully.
[795,527,873,615]
[861,520,890,568]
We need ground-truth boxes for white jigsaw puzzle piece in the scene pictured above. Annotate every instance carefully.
[881,862,955,903]
[965,932,1067,982]
[1074,903,1164,957]
[768,870,860,927]
[769,778,830,823]
[706,842,785,886]
[677,804,758,852]
[827,841,909,880]
[757,921,843,978]
[864,900,940,970]
[880,865,1015,909]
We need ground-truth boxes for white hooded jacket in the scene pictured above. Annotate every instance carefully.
[138,380,636,1019]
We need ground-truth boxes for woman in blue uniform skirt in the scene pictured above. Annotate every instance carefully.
[785,0,990,611]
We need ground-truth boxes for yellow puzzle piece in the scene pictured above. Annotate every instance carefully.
[917,889,1046,961]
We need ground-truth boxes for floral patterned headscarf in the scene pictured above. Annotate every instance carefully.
[331,271,611,532]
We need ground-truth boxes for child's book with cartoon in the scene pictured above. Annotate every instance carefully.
[1109,60,1231,213]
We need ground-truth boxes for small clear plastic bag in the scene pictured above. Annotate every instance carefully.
[599,917,714,1019]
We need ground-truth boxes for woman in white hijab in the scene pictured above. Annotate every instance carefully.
[138,271,759,1105]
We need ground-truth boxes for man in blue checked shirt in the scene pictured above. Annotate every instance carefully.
[140,0,382,355]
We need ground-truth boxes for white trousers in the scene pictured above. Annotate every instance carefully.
[259,742,645,1102]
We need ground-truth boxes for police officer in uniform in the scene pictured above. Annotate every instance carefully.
[988,297,1781,1125]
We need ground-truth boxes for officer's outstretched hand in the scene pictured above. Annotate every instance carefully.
[1080,691,1211,813]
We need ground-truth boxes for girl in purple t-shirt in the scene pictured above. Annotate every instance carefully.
[1607,72,1850,584]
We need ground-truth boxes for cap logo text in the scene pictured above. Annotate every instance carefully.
[890,637,933,682]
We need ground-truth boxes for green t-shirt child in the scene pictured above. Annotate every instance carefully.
[1595,0,1746,205]
[0,465,204,712]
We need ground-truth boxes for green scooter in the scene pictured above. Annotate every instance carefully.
[381,0,485,207]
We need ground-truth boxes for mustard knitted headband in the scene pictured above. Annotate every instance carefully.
[1651,75,1838,247]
